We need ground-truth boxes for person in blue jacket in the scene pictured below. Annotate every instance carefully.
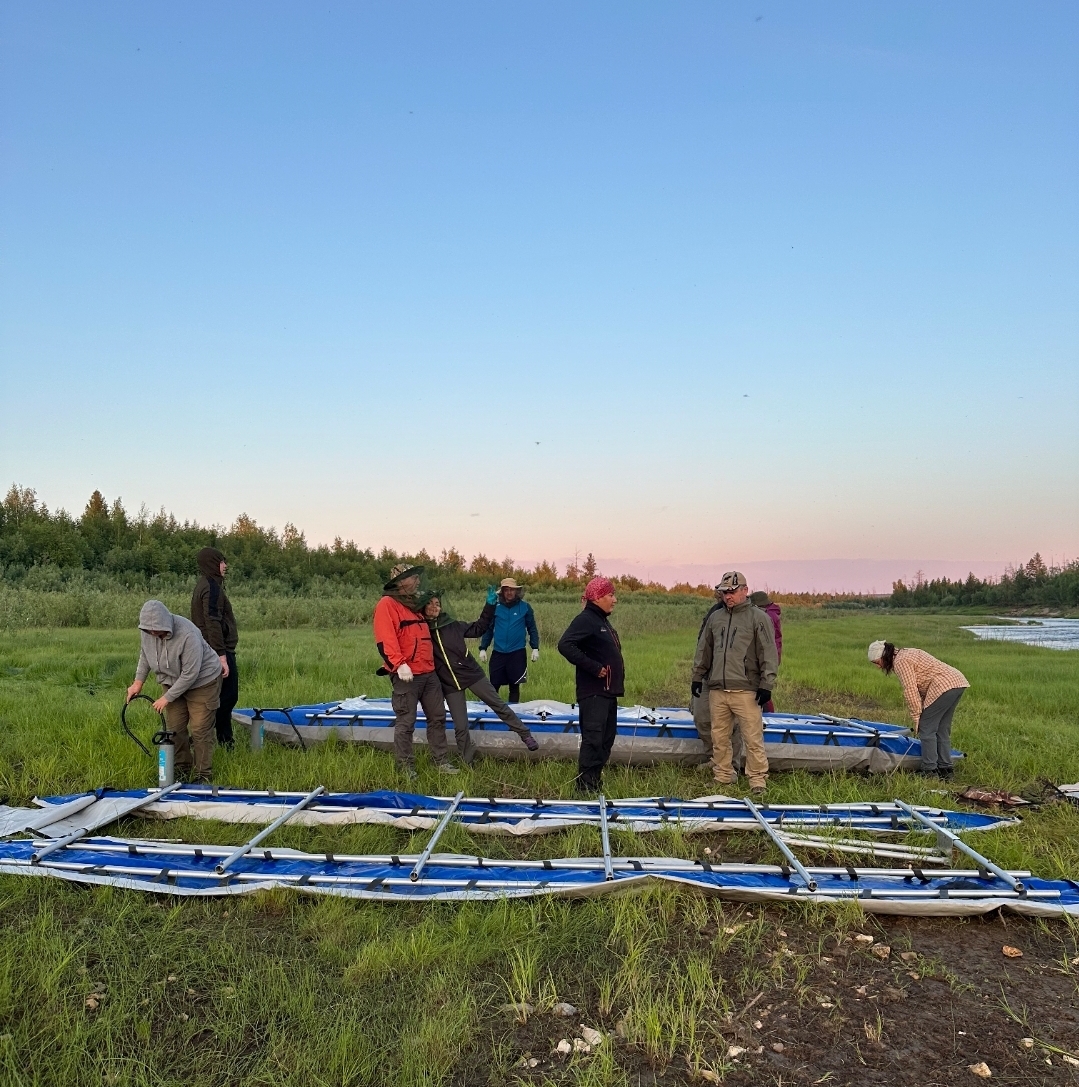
[478,578,539,703]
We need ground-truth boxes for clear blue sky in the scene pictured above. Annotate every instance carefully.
[2,2,1076,584]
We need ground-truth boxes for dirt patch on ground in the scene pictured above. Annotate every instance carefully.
[490,914,1079,1086]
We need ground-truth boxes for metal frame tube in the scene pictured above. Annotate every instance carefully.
[743,797,819,891]
[410,791,465,882]
[17,838,1036,880]
[31,782,184,864]
[893,799,1023,892]
[214,786,325,874]
[598,795,614,880]
[10,856,1054,902]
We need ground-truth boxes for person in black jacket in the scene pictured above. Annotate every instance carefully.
[191,546,239,748]
[557,576,625,791]
[423,589,539,765]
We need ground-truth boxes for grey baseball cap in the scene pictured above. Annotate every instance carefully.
[715,571,748,593]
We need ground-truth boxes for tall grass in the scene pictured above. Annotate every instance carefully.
[0,607,1077,1084]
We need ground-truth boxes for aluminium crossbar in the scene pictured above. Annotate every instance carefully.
[893,799,1024,893]
[598,795,614,880]
[31,782,185,864]
[411,791,465,882]
[214,786,325,874]
[744,797,818,891]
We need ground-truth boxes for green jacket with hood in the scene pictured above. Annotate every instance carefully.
[191,547,238,654]
[135,600,223,701]
[691,600,779,693]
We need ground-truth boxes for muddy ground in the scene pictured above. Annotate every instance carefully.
[500,913,1079,1086]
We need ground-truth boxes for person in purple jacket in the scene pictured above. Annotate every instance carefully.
[750,592,782,711]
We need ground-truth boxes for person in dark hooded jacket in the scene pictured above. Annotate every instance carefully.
[423,589,539,765]
[191,547,239,747]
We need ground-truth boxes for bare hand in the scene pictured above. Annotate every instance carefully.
[126,681,143,703]
[152,696,169,714]
[219,655,229,678]
[597,666,609,679]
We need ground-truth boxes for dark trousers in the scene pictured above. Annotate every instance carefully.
[215,651,238,747]
[489,648,527,703]
[577,694,618,789]
[444,676,532,765]
[918,687,964,772]
[391,671,450,768]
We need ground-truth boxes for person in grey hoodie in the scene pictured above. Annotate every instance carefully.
[126,600,223,782]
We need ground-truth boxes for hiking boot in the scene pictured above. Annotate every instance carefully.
[750,784,766,797]
[522,735,540,752]
[436,762,460,775]
[936,767,955,780]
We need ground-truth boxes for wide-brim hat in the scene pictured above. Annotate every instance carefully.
[384,564,425,590]
[750,591,771,606]
[716,570,748,593]
[499,578,523,590]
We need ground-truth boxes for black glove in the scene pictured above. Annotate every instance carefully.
[755,688,771,708]
[691,681,703,699]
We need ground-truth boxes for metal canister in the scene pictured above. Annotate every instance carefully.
[157,737,175,788]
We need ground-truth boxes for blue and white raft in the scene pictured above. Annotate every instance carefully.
[1,787,1068,916]
[233,698,953,774]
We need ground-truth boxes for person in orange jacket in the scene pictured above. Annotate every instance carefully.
[373,564,458,779]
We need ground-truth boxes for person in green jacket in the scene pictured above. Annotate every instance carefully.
[691,571,778,794]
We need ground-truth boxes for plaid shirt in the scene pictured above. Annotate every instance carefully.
[893,648,969,726]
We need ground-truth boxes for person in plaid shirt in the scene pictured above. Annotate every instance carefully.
[868,641,969,778]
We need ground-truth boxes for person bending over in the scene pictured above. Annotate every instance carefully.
[424,588,540,765]
[691,571,778,795]
[557,576,625,792]
[479,578,539,703]
[373,564,458,779]
[191,546,239,748]
[126,600,223,783]
[868,641,969,779]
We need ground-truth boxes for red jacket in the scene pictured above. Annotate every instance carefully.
[373,595,435,674]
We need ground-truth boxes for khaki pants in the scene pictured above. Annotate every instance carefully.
[165,676,222,781]
[708,688,768,788]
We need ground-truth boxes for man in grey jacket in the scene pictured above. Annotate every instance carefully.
[126,599,223,782]
[691,571,778,794]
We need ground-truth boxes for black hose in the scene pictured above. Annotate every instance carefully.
[121,694,171,757]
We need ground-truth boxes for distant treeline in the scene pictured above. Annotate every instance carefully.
[1,485,690,596]
[890,554,1079,608]
[7,485,1067,610]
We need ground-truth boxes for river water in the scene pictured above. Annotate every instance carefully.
[961,618,1079,651]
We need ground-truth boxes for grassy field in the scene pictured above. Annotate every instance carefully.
[1,605,1078,1085]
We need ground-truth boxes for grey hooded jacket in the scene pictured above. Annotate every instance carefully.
[135,600,222,702]
[691,600,779,693]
